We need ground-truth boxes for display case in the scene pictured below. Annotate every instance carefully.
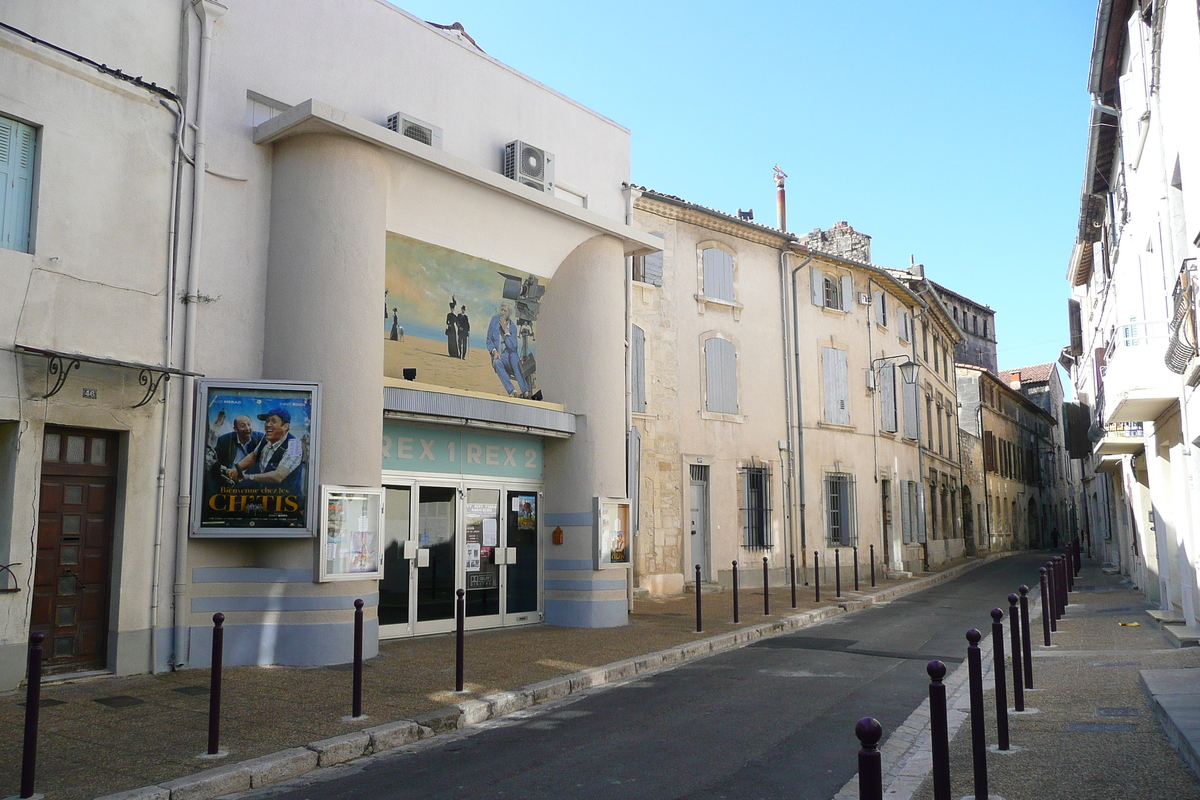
[593,496,632,570]
[317,485,385,582]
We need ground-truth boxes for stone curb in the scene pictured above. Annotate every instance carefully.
[92,553,1010,800]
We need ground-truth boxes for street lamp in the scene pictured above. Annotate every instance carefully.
[871,355,920,385]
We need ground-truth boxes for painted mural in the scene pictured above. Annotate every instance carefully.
[384,233,548,400]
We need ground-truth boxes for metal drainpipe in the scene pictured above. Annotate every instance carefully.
[980,401,993,552]
[788,250,814,571]
[776,250,795,579]
[172,0,225,669]
[149,96,187,674]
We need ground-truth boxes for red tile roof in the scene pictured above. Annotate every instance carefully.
[998,363,1056,384]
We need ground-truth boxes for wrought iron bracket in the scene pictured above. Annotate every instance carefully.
[45,355,81,399]
[134,369,171,408]
[0,562,20,593]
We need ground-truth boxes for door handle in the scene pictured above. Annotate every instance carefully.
[691,530,697,536]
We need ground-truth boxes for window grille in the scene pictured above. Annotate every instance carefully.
[740,466,771,548]
[825,473,857,546]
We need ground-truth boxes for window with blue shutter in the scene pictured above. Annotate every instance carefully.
[0,116,37,253]
[822,347,850,425]
[704,336,738,414]
[701,247,734,302]
[631,325,647,412]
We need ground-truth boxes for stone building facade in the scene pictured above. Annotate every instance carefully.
[931,282,997,373]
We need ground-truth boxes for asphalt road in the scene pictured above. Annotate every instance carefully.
[246,553,1050,800]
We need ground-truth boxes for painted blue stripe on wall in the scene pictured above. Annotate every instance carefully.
[544,512,593,527]
[193,568,314,584]
[544,579,628,591]
[544,559,595,571]
[191,593,378,613]
[544,597,628,628]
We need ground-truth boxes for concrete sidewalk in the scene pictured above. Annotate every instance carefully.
[0,556,986,800]
[899,557,1200,800]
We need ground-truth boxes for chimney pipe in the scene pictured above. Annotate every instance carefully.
[774,165,788,232]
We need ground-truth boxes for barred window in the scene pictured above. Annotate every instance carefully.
[825,473,858,546]
[740,466,771,548]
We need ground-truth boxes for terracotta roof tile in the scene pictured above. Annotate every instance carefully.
[998,363,1056,384]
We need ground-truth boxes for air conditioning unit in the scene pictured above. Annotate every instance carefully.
[502,140,554,193]
[385,112,443,150]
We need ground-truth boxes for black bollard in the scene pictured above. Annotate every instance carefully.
[1066,547,1075,591]
[1019,584,1034,688]
[732,560,740,623]
[208,612,225,756]
[1039,568,1052,645]
[352,598,364,719]
[856,717,884,800]
[814,551,821,602]
[763,556,770,615]
[835,548,843,598]
[19,631,44,799]
[991,609,1009,751]
[1074,537,1082,575]
[790,552,797,609]
[928,660,951,800]
[870,543,876,587]
[966,628,989,799]
[1061,555,1071,604]
[455,588,465,692]
[1045,562,1058,631]
[1009,593,1024,711]
[853,546,860,591]
[695,564,703,633]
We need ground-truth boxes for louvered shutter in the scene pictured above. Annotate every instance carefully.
[901,480,913,544]
[0,117,36,253]
[810,266,825,306]
[873,290,888,327]
[822,347,850,425]
[702,248,734,301]
[880,363,897,432]
[631,325,646,412]
[643,242,664,287]
[916,482,928,543]
[705,337,738,414]
[840,275,853,312]
[902,379,919,439]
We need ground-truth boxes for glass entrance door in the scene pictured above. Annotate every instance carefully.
[378,480,541,638]
[464,488,502,628]
[416,485,457,633]
[504,490,539,624]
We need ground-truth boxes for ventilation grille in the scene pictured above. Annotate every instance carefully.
[690,464,709,482]
[384,113,442,149]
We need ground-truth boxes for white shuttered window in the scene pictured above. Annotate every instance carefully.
[704,337,738,414]
[880,363,898,433]
[0,116,37,253]
[702,247,734,302]
[902,379,919,439]
[822,347,850,425]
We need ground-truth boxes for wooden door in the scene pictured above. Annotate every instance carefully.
[33,427,117,673]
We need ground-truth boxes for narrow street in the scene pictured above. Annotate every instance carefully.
[248,553,1047,800]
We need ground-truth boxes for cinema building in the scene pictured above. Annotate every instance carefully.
[0,1,656,689]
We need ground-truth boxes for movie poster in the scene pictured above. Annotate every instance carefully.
[384,233,549,400]
[191,380,320,537]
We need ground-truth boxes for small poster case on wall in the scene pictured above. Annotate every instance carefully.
[593,496,632,570]
[317,486,385,582]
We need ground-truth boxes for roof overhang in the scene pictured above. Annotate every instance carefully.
[1094,454,1124,474]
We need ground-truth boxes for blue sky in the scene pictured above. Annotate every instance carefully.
[396,1,1096,373]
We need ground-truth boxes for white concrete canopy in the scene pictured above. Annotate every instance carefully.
[253,99,661,278]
